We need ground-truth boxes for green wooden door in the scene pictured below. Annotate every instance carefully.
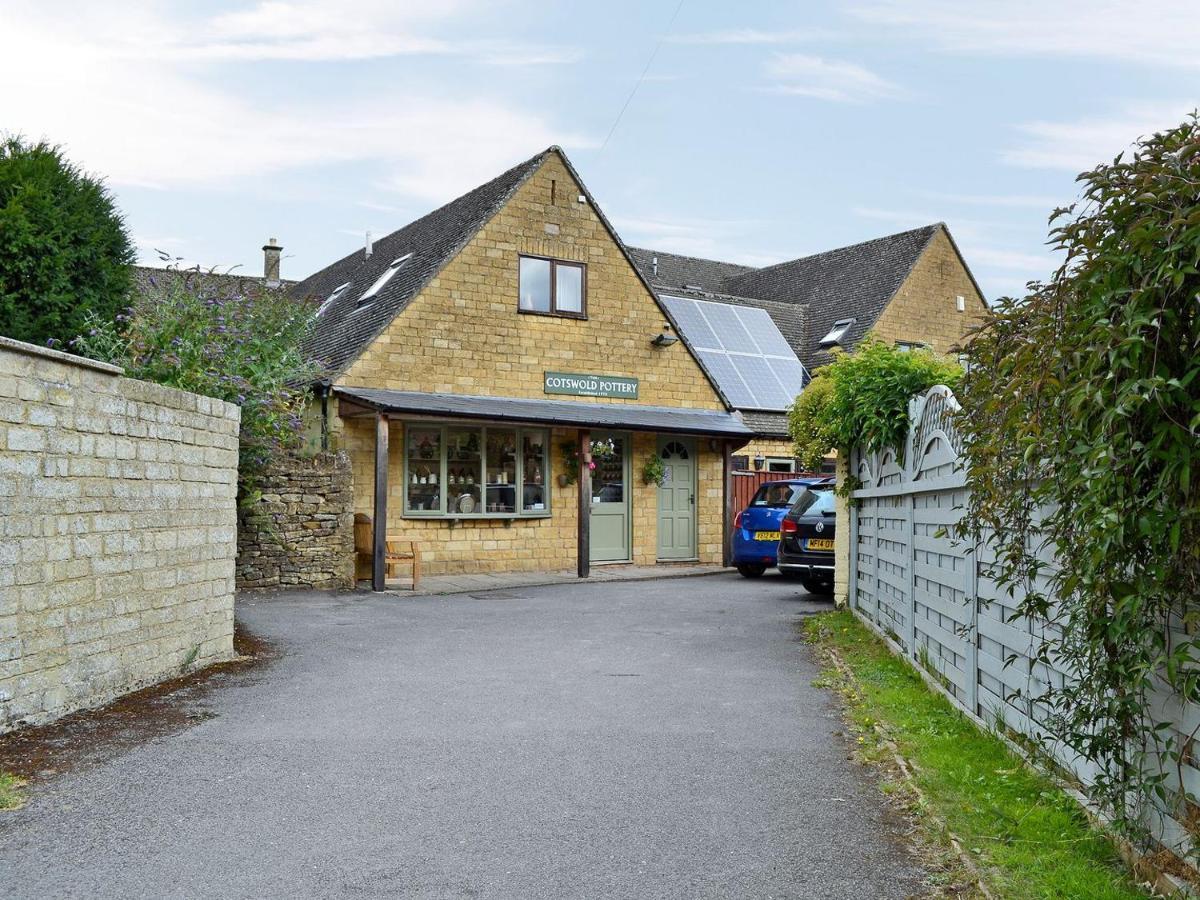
[656,437,696,559]
[589,432,630,563]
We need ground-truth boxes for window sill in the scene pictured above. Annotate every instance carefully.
[401,512,552,521]
[517,308,587,321]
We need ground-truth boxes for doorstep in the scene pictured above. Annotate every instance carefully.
[360,563,727,597]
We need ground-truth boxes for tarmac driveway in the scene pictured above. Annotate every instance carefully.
[0,572,926,899]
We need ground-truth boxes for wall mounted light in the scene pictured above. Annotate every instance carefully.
[651,324,678,348]
[753,454,765,471]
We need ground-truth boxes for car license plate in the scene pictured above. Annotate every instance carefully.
[806,538,835,551]
[754,531,780,542]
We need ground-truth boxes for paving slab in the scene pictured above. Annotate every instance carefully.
[0,572,927,899]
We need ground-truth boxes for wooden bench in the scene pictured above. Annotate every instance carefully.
[353,513,421,590]
[384,538,421,590]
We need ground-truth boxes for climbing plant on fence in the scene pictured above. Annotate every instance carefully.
[956,114,1200,841]
[788,339,961,472]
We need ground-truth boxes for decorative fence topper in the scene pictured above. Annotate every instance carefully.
[848,385,1196,862]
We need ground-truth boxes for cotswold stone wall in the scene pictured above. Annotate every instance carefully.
[236,451,354,590]
[0,337,240,733]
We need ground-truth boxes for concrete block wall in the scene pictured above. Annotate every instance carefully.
[0,337,241,733]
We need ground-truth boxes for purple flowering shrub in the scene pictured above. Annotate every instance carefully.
[73,268,326,493]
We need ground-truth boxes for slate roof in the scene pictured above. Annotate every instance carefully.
[737,410,791,439]
[631,224,944,372]
[131,265,297,301]
[336,387,753,438]
[291,148,551,376]
[626,247,756,294]
[724,224,941,369]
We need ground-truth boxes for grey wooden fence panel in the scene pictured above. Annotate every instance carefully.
[847,385,1195,857]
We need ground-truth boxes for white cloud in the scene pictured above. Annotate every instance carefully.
[0,2,589,201]
[613,213,784,267]
[763,53,900,103]
[1003,104,1195,171]
[850,0,1200,68]
[669,28,834,46]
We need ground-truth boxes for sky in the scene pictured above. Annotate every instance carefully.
[2,0,1198,301]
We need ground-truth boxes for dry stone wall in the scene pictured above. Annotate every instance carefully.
[236,451,354,590]
[0,337,240,733]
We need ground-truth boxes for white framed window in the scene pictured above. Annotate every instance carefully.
[894,340,929,353]
[766,457,796,473]
[357,253,412,309]
[819,317,856,348]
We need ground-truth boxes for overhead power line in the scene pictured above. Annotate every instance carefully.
[599,0,686,152]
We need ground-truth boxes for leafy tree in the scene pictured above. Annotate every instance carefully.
[788,340,961,469]
[957,114,1200,839]
[72,269,325,494]
[788,372,835,471]
[0,137,135,346]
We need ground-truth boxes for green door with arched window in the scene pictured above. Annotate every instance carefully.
[656,437,696,560]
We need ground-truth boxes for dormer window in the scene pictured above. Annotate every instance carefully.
[357,253,412,309]
[518,255,586,319]
[819,317,857,348]
[317,282,350,317]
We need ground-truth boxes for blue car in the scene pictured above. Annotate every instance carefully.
[732,477,834,577]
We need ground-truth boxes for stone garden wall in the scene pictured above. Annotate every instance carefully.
[235,451,354,590]
[0,336,240,733]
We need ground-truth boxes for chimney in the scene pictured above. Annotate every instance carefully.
[365,231,373,259]
[262,237,282,286]
[652,255,658,277]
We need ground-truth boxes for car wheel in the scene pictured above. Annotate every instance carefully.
[737,564,766,578]
[800,577,834,595]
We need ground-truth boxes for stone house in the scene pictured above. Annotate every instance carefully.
[286,146,986,584]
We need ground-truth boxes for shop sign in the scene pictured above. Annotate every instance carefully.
[544,371,639,400]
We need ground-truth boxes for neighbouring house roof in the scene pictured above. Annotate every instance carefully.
[631,224,947,371]
[625,247,756,294]
[335,387,753,439]
[724,224,942,369]
[131,265,297,301]
[292,149,550,377]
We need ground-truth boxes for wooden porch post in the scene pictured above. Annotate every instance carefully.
[577,429,591,578]
[722,440,734,568]
[372,412,389,592]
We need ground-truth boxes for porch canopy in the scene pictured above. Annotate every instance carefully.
[334,387,753,590]
[334,387,754,438]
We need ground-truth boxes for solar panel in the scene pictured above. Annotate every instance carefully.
[664,297,720,349]
[695,351,757,408]
[662,294,810,411]
[735,306,795,356]
[696,302,758,353]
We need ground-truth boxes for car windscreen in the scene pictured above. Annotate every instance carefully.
[789,488,835,517]
[749,483,805,508]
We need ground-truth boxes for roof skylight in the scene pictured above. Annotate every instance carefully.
[357,253,412,309]
[317,282,351,317]
[819,317,857,348]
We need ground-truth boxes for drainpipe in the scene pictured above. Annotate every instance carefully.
[317,380,332,451]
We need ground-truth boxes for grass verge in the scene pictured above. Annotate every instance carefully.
[0,770,25,810]
[804,609,1150,900]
